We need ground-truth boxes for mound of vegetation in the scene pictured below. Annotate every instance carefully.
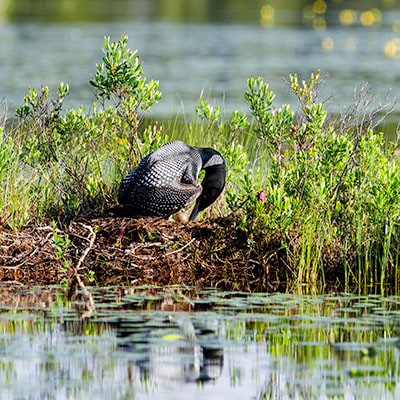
[0,216,288,291]
[0,35,399,293]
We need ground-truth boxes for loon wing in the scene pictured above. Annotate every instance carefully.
[118,141,203,217]
[146,141,194,167]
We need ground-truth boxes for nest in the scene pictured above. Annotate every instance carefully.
[0,216,285,292]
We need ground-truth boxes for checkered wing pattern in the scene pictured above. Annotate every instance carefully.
[118,141,203,217]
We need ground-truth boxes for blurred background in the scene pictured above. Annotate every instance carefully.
[0,0,399,123]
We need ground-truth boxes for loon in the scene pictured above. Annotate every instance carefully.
[117,141,226,221]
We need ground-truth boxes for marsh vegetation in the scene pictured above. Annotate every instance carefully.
[1,36,399,293]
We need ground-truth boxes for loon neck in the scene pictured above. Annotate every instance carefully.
[189,153,226,221]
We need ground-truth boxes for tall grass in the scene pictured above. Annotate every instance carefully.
[0,35,399,292]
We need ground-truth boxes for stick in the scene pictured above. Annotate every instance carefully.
[73,224,97,317]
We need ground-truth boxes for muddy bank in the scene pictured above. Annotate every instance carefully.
[0,216,290,291]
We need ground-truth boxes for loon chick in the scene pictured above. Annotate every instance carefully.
[117,141,226,221]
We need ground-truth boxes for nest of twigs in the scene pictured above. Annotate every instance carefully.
[0,216,286,292]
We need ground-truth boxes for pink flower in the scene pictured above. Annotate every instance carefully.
[258,191,266,202]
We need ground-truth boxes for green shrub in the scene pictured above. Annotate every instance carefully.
[5,35,163,225]
[240,70,400,290]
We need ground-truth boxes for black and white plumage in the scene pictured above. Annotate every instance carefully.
[117,141,226,221]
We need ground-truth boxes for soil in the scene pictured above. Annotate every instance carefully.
[0,216,289,292]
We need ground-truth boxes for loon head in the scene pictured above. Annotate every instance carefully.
[189,147,226,221]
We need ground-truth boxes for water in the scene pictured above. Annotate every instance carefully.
[1,286,400,399]
[0,0,399,121]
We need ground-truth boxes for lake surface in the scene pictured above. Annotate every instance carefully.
[0,0,399,122]
[1,286,400,399]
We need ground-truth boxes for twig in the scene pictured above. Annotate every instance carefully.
[72,224,97,317]
[164,238,196,256]
[75,224,96,270]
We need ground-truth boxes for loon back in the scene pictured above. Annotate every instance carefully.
[117,141,226,220]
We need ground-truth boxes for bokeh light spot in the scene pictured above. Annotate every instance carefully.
[260,4,275,27]
[360,8,382,26]
[345,36,357,53]
[339,9,357,26]
[393,21,400,32]
[313,17,327,30]
[384,38,400,58]
[312,0,327,15]
[321,37,334,52]
[303,5,314,20]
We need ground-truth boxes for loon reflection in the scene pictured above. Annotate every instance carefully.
[116,314,224,387]
[117,141,226,221]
